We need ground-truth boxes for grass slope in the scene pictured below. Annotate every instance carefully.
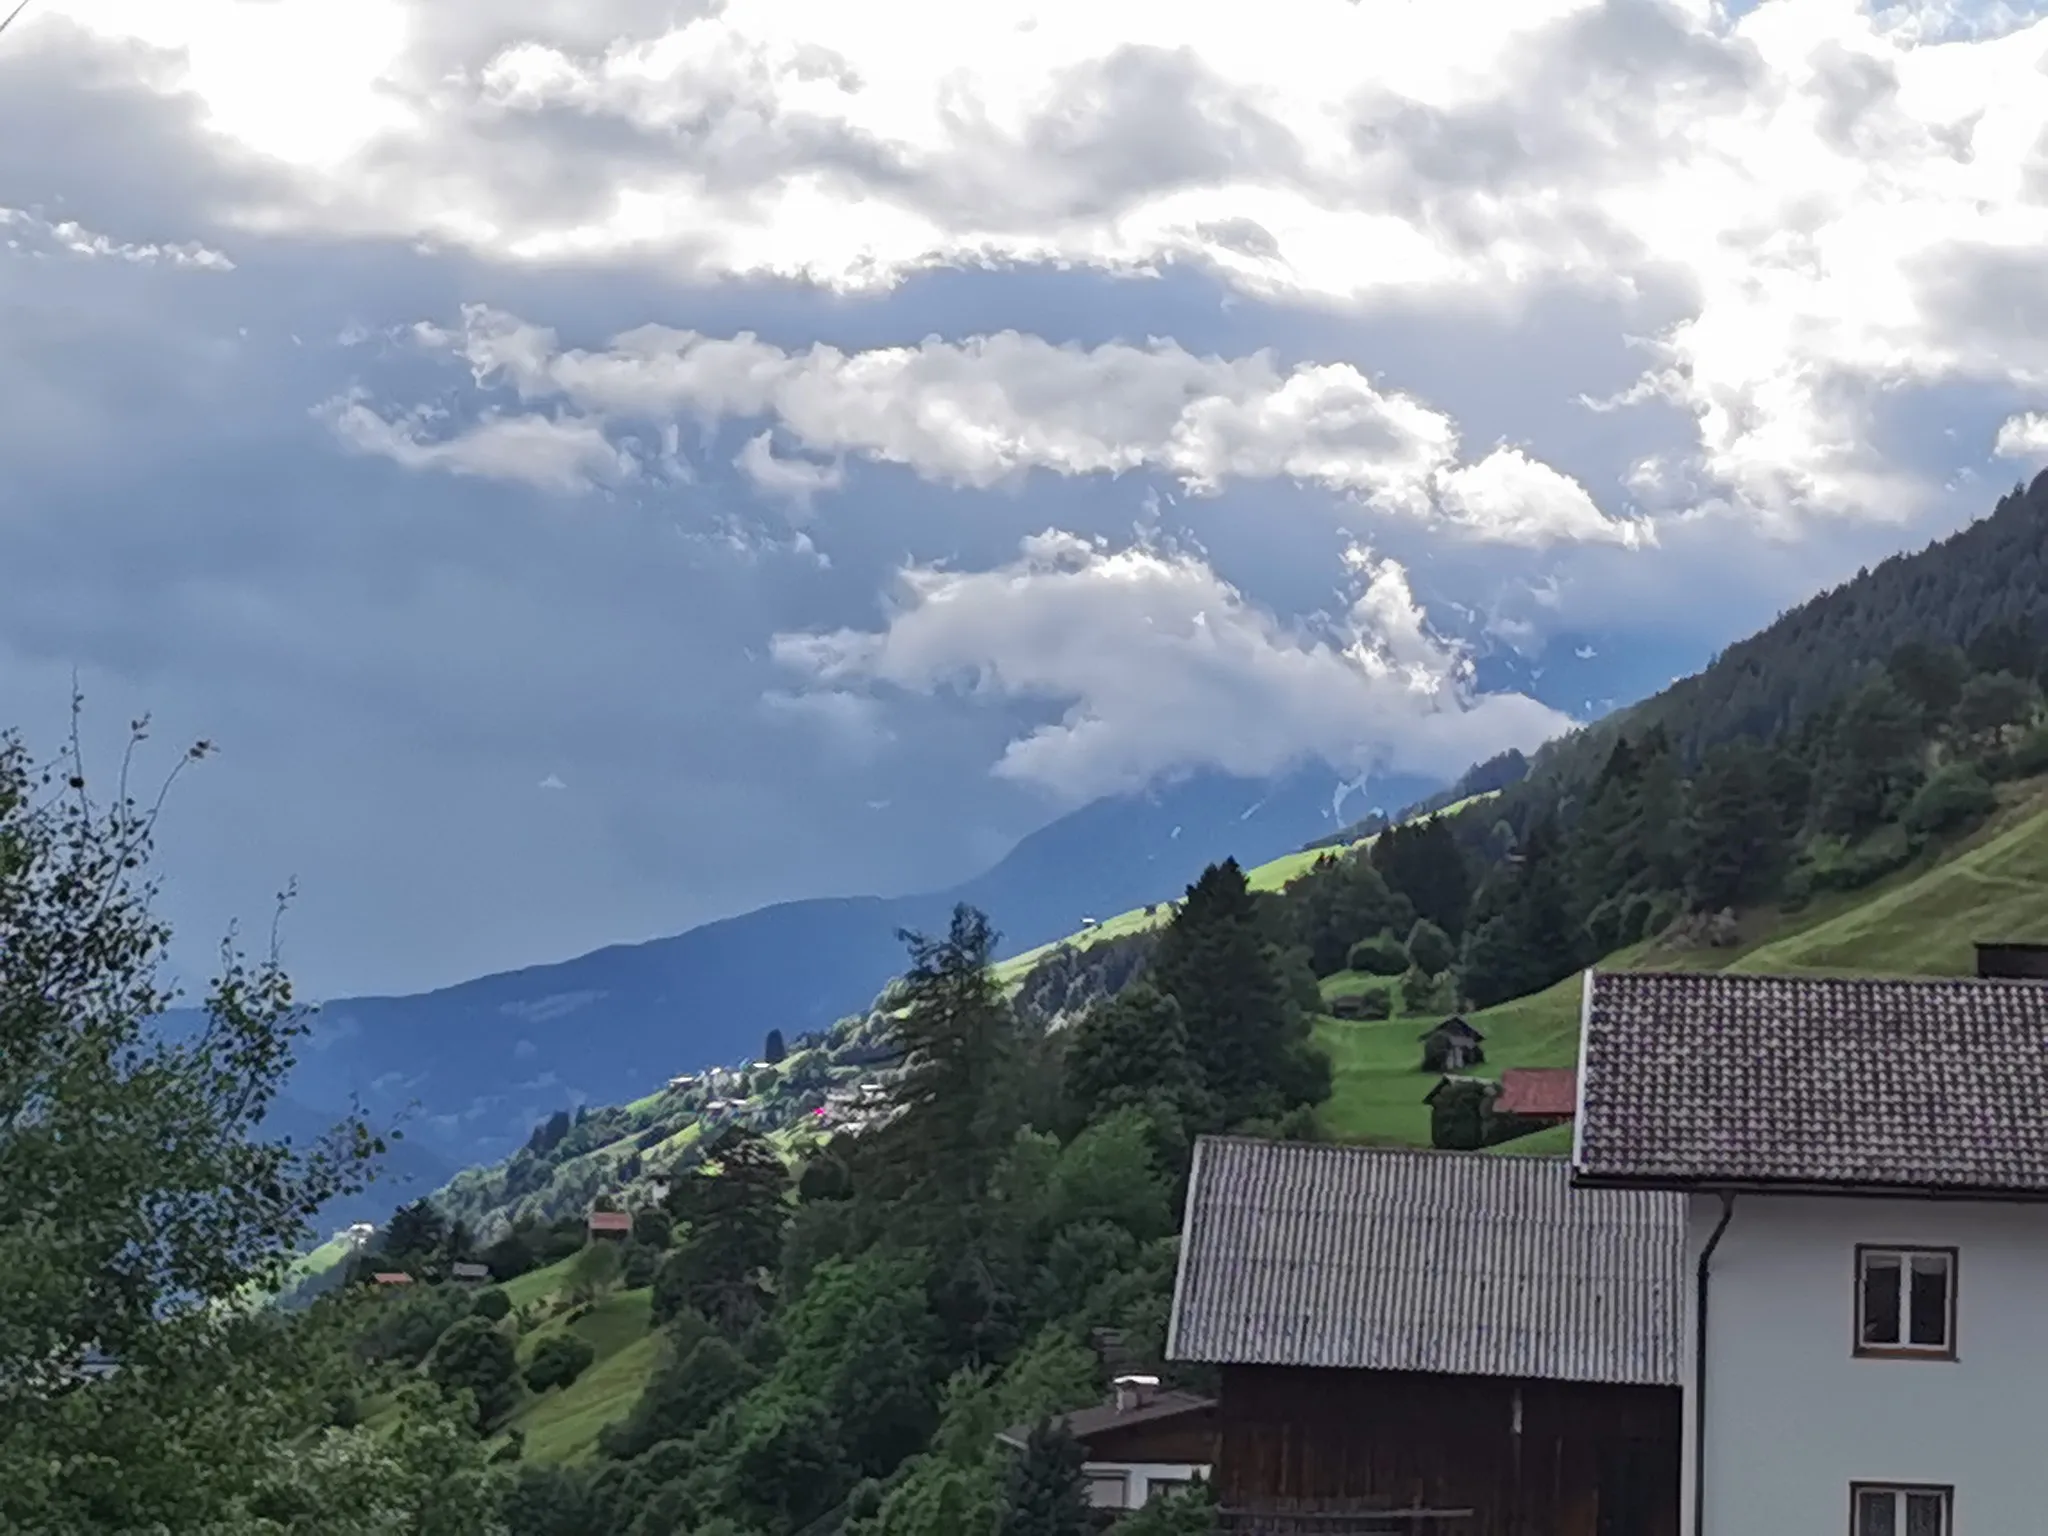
[991,792,1501,986]
[504,1287,661,1463]
[1315,780,2048,1149]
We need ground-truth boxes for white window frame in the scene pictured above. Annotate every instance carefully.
[1851,1482,1952,1535]
[1854,1246,1956,1358]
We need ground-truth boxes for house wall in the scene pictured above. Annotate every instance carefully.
[1219,1365,1679,1536]
[1684,1192,2048,1536]
[1081,1461,1211,1510]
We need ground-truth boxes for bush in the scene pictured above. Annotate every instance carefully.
[2009,724,2048,779]
[1404,918,1456,978]
[524,1333,597,1394]
[472,1287,512,1323]
[622,1243,661,1289]
[1346,933,1409,976]
[1904,764,1996,836]
[1398,966,1454,1016]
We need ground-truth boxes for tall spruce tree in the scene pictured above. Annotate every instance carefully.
[655,1122,790,1331]
[1369,816,1471,940]
[1150,861,1325,1130]
[867,905,1020,1219]
[1685,739,1785,911]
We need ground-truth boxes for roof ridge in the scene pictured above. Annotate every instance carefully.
[1192,1134,1561,1165]
[1599,968,2043,987]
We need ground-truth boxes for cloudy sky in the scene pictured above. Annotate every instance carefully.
[5,0,2048,999]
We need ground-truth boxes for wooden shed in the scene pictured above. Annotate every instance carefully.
[1418,1017,1485,1073]
[1168,1138,1684,1535]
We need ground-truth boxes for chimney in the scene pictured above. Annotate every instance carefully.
[1113,1374,1159,1413]
[1975,942,2048,981]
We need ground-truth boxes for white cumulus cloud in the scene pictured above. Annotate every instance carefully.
[770,530,1573,801]
[337,305,1644,545]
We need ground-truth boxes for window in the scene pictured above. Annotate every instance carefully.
[1086,1473,1129,1510]
[1856,1246,1955,1357]
[1852,1484,1951,1536]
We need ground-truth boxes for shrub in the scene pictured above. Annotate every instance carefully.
[1346,933,1409,976]
[622,1243,661,1289]
[1404,918,1456,978]
[2010,724,2048,779]
[523,1333,597,1393]
[1398,966,1453,1016]
[1904,764,1996,836]
[471,1287,512,1323]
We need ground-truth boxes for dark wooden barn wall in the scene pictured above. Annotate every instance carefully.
[1217,1366,1680,1536]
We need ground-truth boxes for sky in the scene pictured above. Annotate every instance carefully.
[5,0,2048,999]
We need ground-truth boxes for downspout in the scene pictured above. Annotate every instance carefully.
[1692,1193,1736,1536]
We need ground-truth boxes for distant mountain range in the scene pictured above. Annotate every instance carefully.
[268,760,1440,1217]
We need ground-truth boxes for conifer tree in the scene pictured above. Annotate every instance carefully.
[1686,740,1784,910]
[867,904,1020,1218]
[1150,861,1325,1129]
[999,1420,1089,1536]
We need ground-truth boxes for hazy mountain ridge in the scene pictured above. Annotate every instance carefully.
[268,760,1441,1211]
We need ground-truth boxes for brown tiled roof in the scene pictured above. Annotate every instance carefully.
[1168,1138,1684,1386]
[1576,970,2048,1194]
[994,1391,1215,1451]
[371,1272,413,1285]
[1496,1068,1578,1119]
[587,1210,632,1231]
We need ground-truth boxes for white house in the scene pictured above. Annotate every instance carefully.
[1572,966,2048,1536]
[994,1376,1214,1514]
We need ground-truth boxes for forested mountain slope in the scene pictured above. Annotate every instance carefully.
[270,476,2048,1535]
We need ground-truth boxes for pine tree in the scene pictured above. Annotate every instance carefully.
[999,1420,1089,1536]
[867,905,1020,1216]
[763,1028,787,1064]
[1686,740,1786,910]
[656,1123,790,1330]
[1151,862,1323,1129]
[384,1200,448,1267]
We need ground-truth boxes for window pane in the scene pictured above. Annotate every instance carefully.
[1856,1490,1897,1536]
[1904,1491,1946,1536]
[1908,1257,1951,1348]
[1862,1255,1903,1345]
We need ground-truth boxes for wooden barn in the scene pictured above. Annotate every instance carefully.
[1418,1016,1485,1072]
[1167,1138,1685,1535]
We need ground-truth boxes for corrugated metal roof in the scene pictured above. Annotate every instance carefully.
[1168,1137,1684,1386]
[1578,970,2048,1193]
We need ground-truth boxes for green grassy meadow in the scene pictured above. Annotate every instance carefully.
[1313,779,2048,1148]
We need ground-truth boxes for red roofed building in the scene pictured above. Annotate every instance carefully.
[587,1209,633,1240]
[1494,1067,1578,1125]
[371,1272,414,1287]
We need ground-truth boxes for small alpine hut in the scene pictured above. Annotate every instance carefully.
[587,1209,632,1242]
[1168,1138,1685,1534]
[1418,1016,1485,1073]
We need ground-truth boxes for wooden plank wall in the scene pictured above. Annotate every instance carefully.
[1217,1366,1680,1536]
